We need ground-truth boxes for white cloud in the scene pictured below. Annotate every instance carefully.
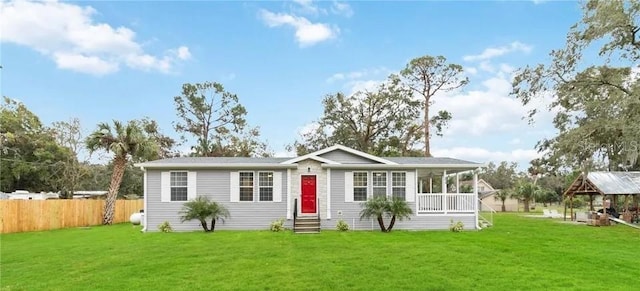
[509,138,522,145]
[463,41,533,62]
[466,67,478,75]
[331,1,354,17]
[259,9,338,47]
[0,0,190,75]
[292,0,326,16]
[432,146,542,167]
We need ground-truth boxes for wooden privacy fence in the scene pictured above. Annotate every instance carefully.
[0,199,143,234]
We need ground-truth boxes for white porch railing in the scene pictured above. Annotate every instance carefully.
[416,193,476,214]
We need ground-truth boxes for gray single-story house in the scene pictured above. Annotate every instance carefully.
[135,145,487,232]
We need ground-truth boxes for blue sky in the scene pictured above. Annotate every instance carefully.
[0,0,584,168]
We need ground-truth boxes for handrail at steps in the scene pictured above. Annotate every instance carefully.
[293,198,298,231]
[478,198,497,227]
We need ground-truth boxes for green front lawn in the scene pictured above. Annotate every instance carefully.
[1,214,637,290]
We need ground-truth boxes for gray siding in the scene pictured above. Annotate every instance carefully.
[324,169,477,231]
[319,150,381,164]
[146,169,288,232]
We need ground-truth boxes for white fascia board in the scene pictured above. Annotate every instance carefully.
[281,144,396,165]
[321,164,484,170]
[133,163,298,169]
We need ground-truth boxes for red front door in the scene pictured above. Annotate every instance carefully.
[301,175,317,214]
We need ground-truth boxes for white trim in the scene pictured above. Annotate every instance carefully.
[352,171,369,202]
[404,171,415,202]
[474,171,480,229]
[327,168,332,219]
[372,171,387,198]
[286,169,292,219]
[299,174,318,216]
[257,171,276,202]
[283,155,340,165]
[142,168,147,232]
[272,172,283,202]
[160,171,170,202]
[322,163,483,170]
[281,144,397,165]
[133,163,297,169]
[415,213,476,217]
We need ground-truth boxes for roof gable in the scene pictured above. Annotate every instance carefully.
[281,145,396,165]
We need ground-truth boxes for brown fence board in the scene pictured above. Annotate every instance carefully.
[0,200,143,234]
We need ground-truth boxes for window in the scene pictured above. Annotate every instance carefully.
[372,172,387,198]
[392,172,406,201]
[170,171,188,201]
[239,172,254,201]
[353,172,368,201]
[259,172,273,201]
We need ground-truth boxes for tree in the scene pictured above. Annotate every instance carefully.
[359,196,413,232]
[514,181,539,212]
[0,97,72,192]
[493,190,513,212]
[85,120,158,225]
[139,117,178,159]
[480,161,519,191]
[179,196,230,232]
[512,0,640,171]
[399,55,469,157]
[173,81,269,157]
[51,118,87,198]
[291,76,423,157]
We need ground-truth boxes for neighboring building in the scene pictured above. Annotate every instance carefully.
[6,190,60,200]
[461,179,519,212]
[72,191,108,199]
[135,145,487,232]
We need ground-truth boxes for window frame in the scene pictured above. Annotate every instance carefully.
[239,171,254,202]
[391,172,406,201]
[170,171,189,202]
[372,171,387,199]
[258,171,274,202]
[353,171,368,202]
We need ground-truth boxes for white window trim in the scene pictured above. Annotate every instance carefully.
[170,171,189,202]
[372,171,387,198]
[391,171,407,201]
[353,171,368,202]
[239,171,254,202]
[258,171,274,202]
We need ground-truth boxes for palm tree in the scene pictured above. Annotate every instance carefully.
[515,182,539,212]
[359,196,413,232]
[386,198,413,231]
[179,196,230,232]
[359,197,389,232]
[86,120,157,225]
[494,190,512,212]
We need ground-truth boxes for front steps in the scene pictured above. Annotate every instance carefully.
[294,217,321,234]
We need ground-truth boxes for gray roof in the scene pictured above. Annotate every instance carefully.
[140,156,481,166]
[386,157,482,165]
[141,157,293,164]
[588,172,640,194]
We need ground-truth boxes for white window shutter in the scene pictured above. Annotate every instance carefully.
[405,171,415,202]
[345,171,353,202]
[273,172,282,202]
[187,171,197,201]
[230,172,239,202]
[161,171,170,202]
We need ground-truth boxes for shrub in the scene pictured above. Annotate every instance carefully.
[336,219,349,231]
[359,196,413,232]
[158,221,173,233]
[270,218,286,232]
[449,220,464,232]
[179,196,230,232]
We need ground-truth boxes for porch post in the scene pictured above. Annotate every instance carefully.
[429,178,433,193]
[286,169,292,219]
[442,170,447,213]
[419,178,423,194]
[456,172,460,194]
[474,169,479,229]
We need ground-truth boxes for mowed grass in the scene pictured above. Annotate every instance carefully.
[2,214,639,291]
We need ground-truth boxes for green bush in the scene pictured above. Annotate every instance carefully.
[336,219,350,231]
[449,220,464,232]
[179,196,230,232]
[270,218,286,232]
[158,221,173,233]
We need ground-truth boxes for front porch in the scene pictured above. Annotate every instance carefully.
[415,169,486,218]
